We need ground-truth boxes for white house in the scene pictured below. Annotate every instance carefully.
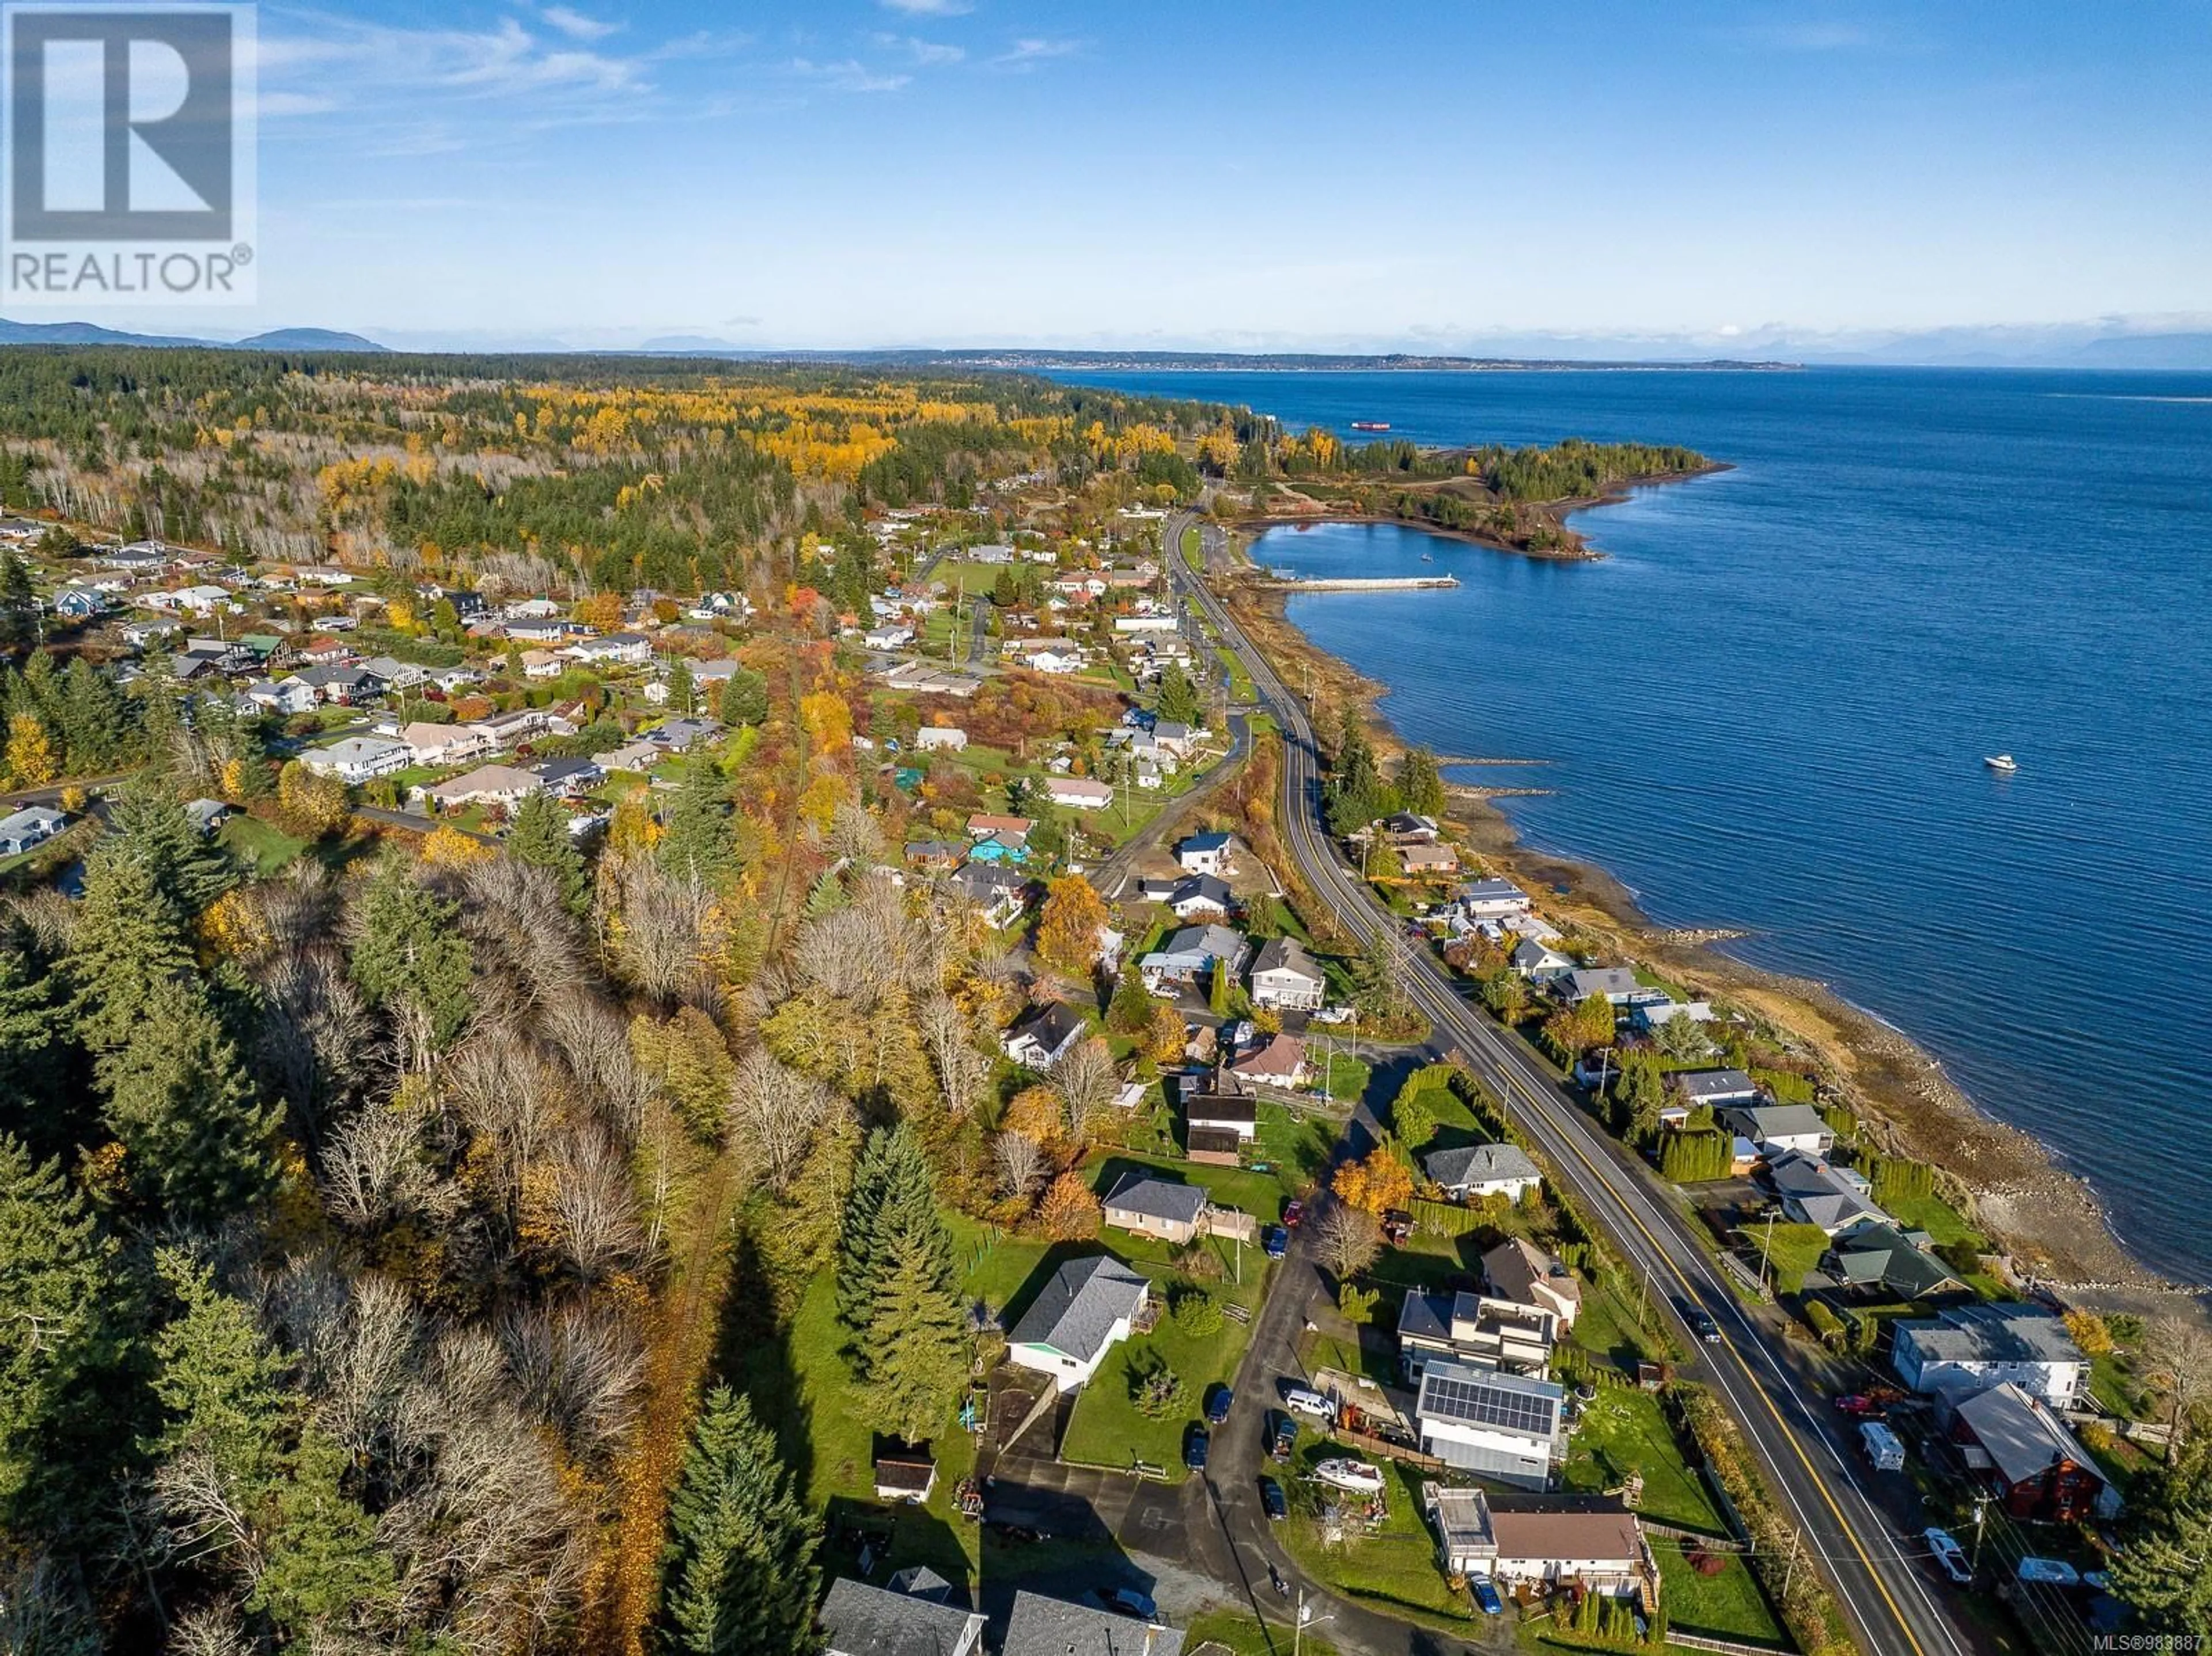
[1456,877,1532,922]
[302,736,408,784]
[399,721,493,767]
[1139,924,1248,989]
[1003,1001,1086,1069]
[1006,1256,1150,1393]
[145,583,233,615]
[1398,1291,1557,1382]
[566,631,653,666]
[423,764,543,810]
[1175,831,1237,876]
[1413,1360,1565,1489]
[1421,1142,1543,1204]
[1248,935,1326,1011]
[1045,777,1112,810]
[0,806,66,856]
[1226,1033,1308,1090]
[914,726,968,752]
[1891,1306,2086,1409]
[1721,1102,1834,1157]
[1482,1236,1582,1332]
[1113,613,1179,634]
[1424,1486,1653,1603]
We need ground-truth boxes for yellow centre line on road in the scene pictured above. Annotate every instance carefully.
[1180,533,1939,1656]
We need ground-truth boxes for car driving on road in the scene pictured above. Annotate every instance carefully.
[1675,1295,1722,1343]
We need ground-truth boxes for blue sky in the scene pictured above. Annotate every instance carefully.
[99,1,2212,347]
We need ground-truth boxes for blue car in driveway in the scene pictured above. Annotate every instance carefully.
[1263,1225,1289,1259]
[1206,1385,1233,1425]
[1472,1578,1503,1616]
[1184,1425,1209,1471]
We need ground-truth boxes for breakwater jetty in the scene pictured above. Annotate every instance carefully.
[1256,574,1460,592]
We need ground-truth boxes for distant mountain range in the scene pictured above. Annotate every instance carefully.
[2,318,2210,369]
[0,319,387,352]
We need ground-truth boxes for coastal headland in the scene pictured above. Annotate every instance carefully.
[1215,514,2195,1314]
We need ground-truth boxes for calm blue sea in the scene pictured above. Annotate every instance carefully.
[1059,368,2212,1283]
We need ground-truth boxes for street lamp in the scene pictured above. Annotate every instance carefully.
[1291,1588,1334,1656]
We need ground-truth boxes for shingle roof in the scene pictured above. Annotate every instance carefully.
[1422,1142,1541,1191]
[1251,935,1321,981]
[1483,1236,1582,1310]
[1726,1102,1828,1140]
[1897,1306,2082,1369]
[1486,1495,1643,1567]
[1103,1174,1207,1227]
[1674,1067,1759,1101]
[1007,1001,1084,1058]
[1007,1256,1149,1365]
[1827,1222,1965,1299]
[819,1576,984,1656]
[1001,1590,1185,1656]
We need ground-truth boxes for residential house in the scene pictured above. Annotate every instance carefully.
[1248,935,1326,1011]
[502,616,572,645]
[424,765,543,811]
[1952,1381,2120,1522]
[950,862,1030,929]
[0,807,66,856]
[1673,1068,1764,1108]
[1139,924,1248,990]
[1630,997,1714,1032]
[1183,1090,1257,1145]
[1891,1306,2087,1408]
[1382,811,1441,843]
[1150,721,1199,759]
[1399,842,1460,878]
[1176,831,1236,876]
[1422,1143,1543,1204]
[1112,612,1177,634]
[400,721,492,767]
[1399,1291,1557,1382]
[968,543,1016,565]
[903,839,964,872]
[118,616,183,647]
[1562,967,1641,1007]
[359,655,428,692]
[145,583,233,616]
[475,706,576,749]
[599,739,665,774]
[527,756,604,798]
[913,725,968,752]
[566,631,653,667]
[861,624,914,651]
[50,585,105,621]
[649,717,723,752]
[1824,1220,1969,1302]
[966,812,1033,844]
[302,736,408,783]
[184,799,232,836]
[519,649,564,679]
[1511,937,1575,982]
[1001,1591,1183,1656]
[1424,1487,1653,1604]
[1101,1174,1209,1246]
[1721,1102,1833,1157]
[243,677,319,716]
[818,1575,984,1656]
[1483,1236,1582,1332]
[1766,1149,1885,1234]
[1456,877,1533,921]
[1412,1359,1565,1488]
[504,597,562,620]
[97,541,170,571]
[1150,873,1232,920]
[297,635,354,666]
[291,664,386,706]
[1226,1033,1308,1090]
[1005,1256,1151,1393]
[1045,777,1112,810]
[1003,1001,1087,1070]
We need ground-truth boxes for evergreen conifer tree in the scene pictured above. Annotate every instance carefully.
[507,789,589,913]
[657,1386,822,1656]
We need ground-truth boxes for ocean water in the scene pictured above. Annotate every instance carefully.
[1058,368,2212,1283]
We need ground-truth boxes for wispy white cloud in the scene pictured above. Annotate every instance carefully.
[539,6,619,43]
[789,56,911,93]
[992,36,1082,70]
[879,0,973,15]
[869,32,964,66]
[258,89,339,117]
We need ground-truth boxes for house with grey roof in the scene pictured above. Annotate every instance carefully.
[1483,1236,1582,1332]
[1175,830,1236,876]
[1953,1381,2119,1522]
[1248,934,1325,1011]
[1422,1142,1543,1204]
[1138,923,1247,990]
[1824,1220,1969,1303]
[0,806,66,857]
[1101,1174,1209,1245]
[1720,1101,1833,1156]
[819,1574,985,1656]
[1892,1305,2086,1408]
[1006,1255,1151,1393]
[1001,1589,1184,1656]
[1672,1068,1764,1106]
[1561,967,1640,1006]
[1456,876,1532,921]
[1765,1149,1885,1234]
[1399,1291,1558,1382]
[1003,1001,1086,1070]
[1511,936,1575,982]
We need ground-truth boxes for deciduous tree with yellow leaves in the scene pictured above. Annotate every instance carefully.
[1333,1147,1414,1217]
[1036,875,1109,976]
[5,714,56,787]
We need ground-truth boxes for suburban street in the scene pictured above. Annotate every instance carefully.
[1161,512,1982,1656]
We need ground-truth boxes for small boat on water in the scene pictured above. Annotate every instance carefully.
[1350,420,1391,432]
[1419,552,1434,562]
[1984,754,2018,773]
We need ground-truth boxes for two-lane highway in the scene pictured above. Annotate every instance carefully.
[1164,513,1980,1656]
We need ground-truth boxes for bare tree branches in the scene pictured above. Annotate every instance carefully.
[918,991,991,1119]
[726,1046,832,1193]
[993,1131,1048,1202]
[1050,1036,1118,1145]
[1312,1199,1382,1282]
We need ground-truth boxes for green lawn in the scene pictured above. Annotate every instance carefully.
[1252,1104,1339,1199]
[1751,1221,1831,1294]
[1883,1189,1983,1251]
[219,814,308,874]
[1569,1280,1660,1379]
[1185,1608,1340,1656]
[1559,1387,1724,1538]
[1276,1455,1474,1630]
[1321,1052,1372,1103]
[1653,1543,1787,1646]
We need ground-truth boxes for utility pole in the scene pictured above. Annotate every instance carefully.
[1760,1207,1781,1291]
[1971,1496,1988,1572]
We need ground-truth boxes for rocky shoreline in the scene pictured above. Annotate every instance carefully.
[1219,555,2200,1317]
